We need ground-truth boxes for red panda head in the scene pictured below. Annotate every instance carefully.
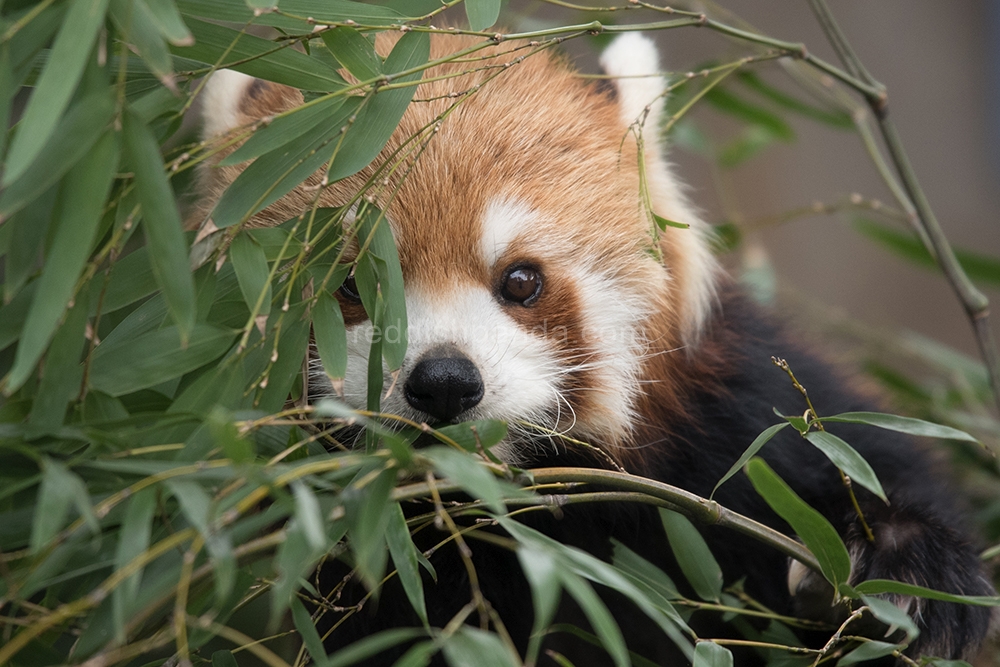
[197,32,719,464]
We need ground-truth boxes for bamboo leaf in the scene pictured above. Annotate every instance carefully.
[145,0,193,45]
[385,502,428,624]
[861,595,919,644]
[659,508,723,602]
[822,411,978,443]
[230,232,272,318]
[433,420,508,453]
[693,642,734,667]
[3,0,112,185]
[27,292,90,436]
[711,422,789,499]
[344,466,395,590]
[321,26,383,82]
[6,132,118,393]
[423,446,506,514]
[358,205,408,370]
[290,596,331,667]
[89,324,236,396]
[835,641,902,666]
[559,571,629,667]
[442,627,519,667]
[324,628,427,667]
[110,0,174,85]
[123,108,197,340]
[803,431,887,502]
[465,0,501,31]
[313,291,348,384]
[112,488,157,642]
[219,95,347,166]
[256,303,311,413]
[852,580,1000,607]
[176,0,405,31]
[745,458,851,589]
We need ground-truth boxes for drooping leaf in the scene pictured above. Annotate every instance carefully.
[112,488,157,642]
[6,132,118,392]
[745,458,851,589]
[123,108,197,340]
[464,0,501,31]
[313,290,348,383]
[30,459,98,552]
[433,420,508,453]
[803,431,887,502]
[659,508,723,602]
[144,0,193,45]
[291,596,331,667]
[230,232,273,318]
[385,502,428,625]
[3,0,112,185]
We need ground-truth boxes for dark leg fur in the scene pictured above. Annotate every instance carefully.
[318,289,994,663]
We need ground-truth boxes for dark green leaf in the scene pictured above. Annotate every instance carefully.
[30,459,98,552]
[256,303,311,412]
[852,580,1000,606]
[27,292,90,435]
[313,291,348,384]
[433,420,508,453]
[835,641,902,666]
[3,0,112,184]
[745,458,851,589]
[110,0,174,84]
[464,0,501,31]
[144,0,193,45]
[176,0,405,32]
[123,108,197,340]
[735,71,853,128]
[321,27,383,82]
[611,539,681,601]
[89,324,236,396]
[711,422,789,498]
[517,545,562,663]
[385,502,427,624]
[822,411,978,443]
[291,596,331,667]
[559,571,629,667]
[325,628,427,667]
[803,431,886,502]
[219,95,347,166]
[212,650,239,667]
[4,191,55,302]
[0,92,114,219]
[113,488,157,642]
[6,132,119,392]
[230,232,272,318]
[357,205,408,370]
[693,642,734,667]
[660,508,723,602]
[172,18,345,91]
[345,466,395,590]
[703,87,794,141]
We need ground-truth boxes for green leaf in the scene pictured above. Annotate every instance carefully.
[30,459,98,552]
[718,125,780,169]
[3,0,112,185]
[0,44,13,162]
[835,641,902,666]
[464,0,501,31]
[230,232,273,319]
[559,571,629,667]
[246,0,278,11]
[256,302,311,412]
[423,446,506,513]
[385,502,427,625]
[324,628,427,667]
[659,508,723,602]
[27,291,90,435]
[357,205,408,370]
[6,131,119,393]
[144,0,193,45]
[345,466,395,590]
[703,87,794,141]
[321,27,383,82]
[89,324,236,396]
[735,71,853,128]
[112,488,157,642]
[93,246,162,314]
[745,458,851,589]
[442,627,519,667]
[123,108,197,340]
[0,92,115,219]
[290,596,331,667]
[208,407,255,463]
[852,580,1000,606]
[212,650,239,667]
[172,18,345,91]
[803,431,886,502]
[822,411,978,443]
[313,291,348,383]
[433,420,508,453]
[392,642,439,667]
[176,0,405,32]
[693,642,734,667]
[854,217,1000,288]
[611,539,681,601]
[292,480,326,551]
[210,97,360,228]
[219,95,347,166]
[711,422,789,499]
[517,545,562,664]
[860,594,919,644]
[4,191,55,303]
[110,0,174,85]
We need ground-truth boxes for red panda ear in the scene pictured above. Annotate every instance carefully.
[601,34,720,347]
[200,71,302,140]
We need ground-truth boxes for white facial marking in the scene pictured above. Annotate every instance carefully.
[480,197,538,267]
[599,33,665,128]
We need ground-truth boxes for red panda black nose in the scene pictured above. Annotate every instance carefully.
[404,347,484,422]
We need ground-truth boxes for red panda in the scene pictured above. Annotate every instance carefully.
[195,31,993,664]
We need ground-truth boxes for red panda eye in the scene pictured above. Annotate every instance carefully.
[339,272,362,303]
[500,266,542,305]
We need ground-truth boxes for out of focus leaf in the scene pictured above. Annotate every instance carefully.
[558,571,629,667]
[30,460,98,552]
[6,131,118,392]
[112,488,157,641]
[27,292,90,435]
[357,205,407,370]
[123,109,197,340]
[836,642,902,666]
[693,642,734,667]
[3,0,111,185]
[854,217,1000,288]
[704,87,794,140]
[176,0,405,32]
[144,0,193,45]
[89,324,235,396]
[861,595,919,644]
[735,70,853,128]
[442,627,519,667]
[465,0,501,31]
[803,431,886,502]
[325,628,427,667]
[110,0,173,84]
[291,596,331,667]
[745,458,851,589]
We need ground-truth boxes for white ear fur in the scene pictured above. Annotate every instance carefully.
[201,70,255,139]
[601,33,720,346]
[599,33,666,133]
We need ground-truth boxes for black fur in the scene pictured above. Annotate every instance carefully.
[316,288,993,664]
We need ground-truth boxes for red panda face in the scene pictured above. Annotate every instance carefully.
[197,33,718,462]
